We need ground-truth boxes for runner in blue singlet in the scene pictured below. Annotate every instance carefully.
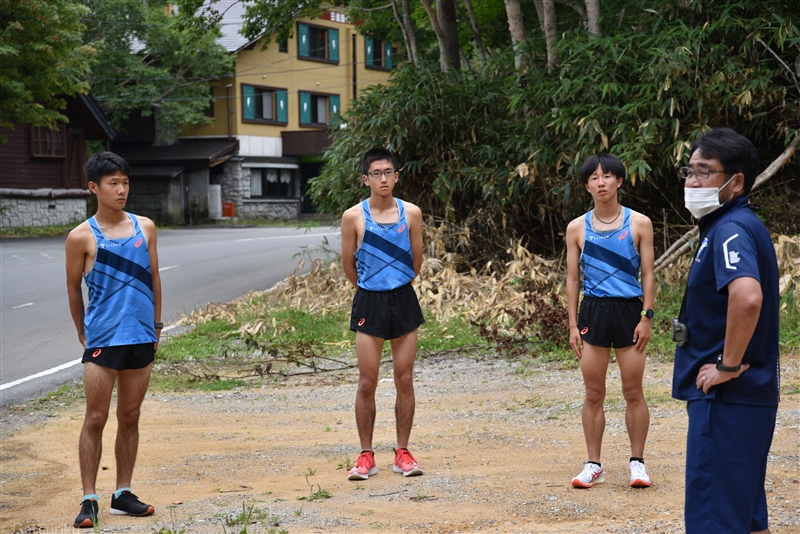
[66,152,161,527]
[565,153,655,489]
[341,147,425,481]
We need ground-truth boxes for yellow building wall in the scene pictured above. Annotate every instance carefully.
[181,13,393,139]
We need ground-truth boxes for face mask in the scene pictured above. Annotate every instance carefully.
[684,176,735,219]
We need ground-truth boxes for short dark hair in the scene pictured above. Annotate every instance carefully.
[361,147,397,176]
[580,153,626,186]
[689,127,760,194]
[84,152,130,184]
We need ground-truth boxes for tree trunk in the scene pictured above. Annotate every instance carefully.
[420,0,451,71]
[462,0,487,71]
[504,0,526,71]
[585,0,600,37]
[542,0,559,71]
[437,0,460,70]
[391,0,416,65]
[401,0,419,64]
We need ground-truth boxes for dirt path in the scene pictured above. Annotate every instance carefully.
[2,352,798,534]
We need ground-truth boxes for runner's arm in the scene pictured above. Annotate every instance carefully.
[406,203,423,277]
[65,227,88,348]
[565,218,583,359]
[141,217,162,349]
[341,208,359,289]
[633,213,654,353]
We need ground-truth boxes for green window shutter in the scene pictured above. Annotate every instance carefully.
[298,23,309,57]
[329,95,340,125]
[365,36,373,66]
[328,28,339,62]
[276,90,288,123]
[243,85,255,120]
[300,92,311,125]
[384,41,392,68]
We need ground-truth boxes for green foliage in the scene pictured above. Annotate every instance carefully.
[0,0,95,140]
[80,0,234,139]
[241,0,329,47]
[310,1,799,265]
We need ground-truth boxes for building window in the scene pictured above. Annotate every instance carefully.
[250,168,294,198]
[31,126,66,157]
[278,40,288,53]
[297,22,338,63]
[365,37,395,69]
[204,86,215,118]
[242,85,288,124]
[299,92,340,127]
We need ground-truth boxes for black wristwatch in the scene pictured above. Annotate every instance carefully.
[640,309,654,319]
[716,354,742,373]
[155,322,164,329]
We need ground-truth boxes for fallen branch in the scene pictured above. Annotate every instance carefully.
[655,135,800,272]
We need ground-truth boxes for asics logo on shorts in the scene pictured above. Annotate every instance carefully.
[92,349,102,357]
[358,318,366,326]
[134,238,143,248]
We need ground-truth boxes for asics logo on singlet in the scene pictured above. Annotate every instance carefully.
[618,230,628,240]
[397,224,406,233]
[134,238,143,248]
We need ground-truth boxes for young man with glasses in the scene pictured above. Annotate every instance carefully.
[672,128,779,534]
[340,147,425,480]
[66,152,161,527]
[565,153,655,489]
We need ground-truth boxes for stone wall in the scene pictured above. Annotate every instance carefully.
[219,158,245,206]
[0,196,87,228]
[240,199,300,220]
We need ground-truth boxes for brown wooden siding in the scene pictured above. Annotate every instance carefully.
[0,126,86,189]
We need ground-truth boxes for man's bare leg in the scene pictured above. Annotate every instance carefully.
[390,329,418,448]
[79,363,117,495]
[355,332,385,451]
[579,343,611,462]
[114,364,152,489]
[615,346,649,458]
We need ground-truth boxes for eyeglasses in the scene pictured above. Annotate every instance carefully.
[679,166,728,181]
[367,169,396,179]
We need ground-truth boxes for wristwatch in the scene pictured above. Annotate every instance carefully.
[716,354,742,373]
[155,322,164,329]
[640,309,654,319]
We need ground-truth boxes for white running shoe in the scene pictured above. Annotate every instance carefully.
[572,462,605,488]
[630,459,651,487]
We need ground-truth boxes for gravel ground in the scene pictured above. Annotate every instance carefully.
[1,351,799,534]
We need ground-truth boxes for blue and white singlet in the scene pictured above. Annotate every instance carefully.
[354,199,416,291]
[84,213,157,347]
[580,207,643,299]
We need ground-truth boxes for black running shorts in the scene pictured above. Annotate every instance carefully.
[577,297,642,349]
[82,343,155,371]
[350,283,425,340]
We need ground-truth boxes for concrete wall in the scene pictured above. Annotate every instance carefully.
[125,177,184,226]
[185,170,209,224]
[0,196,87,228]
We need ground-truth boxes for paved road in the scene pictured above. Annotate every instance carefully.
[0,225,341,406]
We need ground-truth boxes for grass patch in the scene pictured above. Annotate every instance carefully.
[0,221,80,238]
